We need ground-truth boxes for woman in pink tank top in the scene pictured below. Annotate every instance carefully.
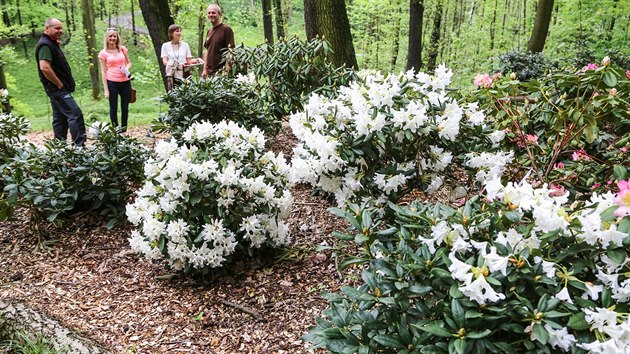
[98,28,132,131]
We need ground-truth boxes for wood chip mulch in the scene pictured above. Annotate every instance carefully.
[0,125,357,353]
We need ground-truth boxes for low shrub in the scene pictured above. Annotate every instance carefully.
[126,121,293,273]
[152,75,271,140]
[2,123,148,226]
[0,112,29,166]
[497,50,558,81]
[305,178,630,353]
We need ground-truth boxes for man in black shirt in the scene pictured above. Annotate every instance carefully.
[35,18,86,146]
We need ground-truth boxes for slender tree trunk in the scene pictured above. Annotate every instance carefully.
[16,0,28,57]
[81,0,100,99]
[0,0,10,27]
[605,0,619,41]
[197,5,205,58]
[389,0,402,70]
[70,0,76,31]
[63,0,71,35]
[138,0,174,91]
[131,0,138,46]
[406,0,424,71]
[312,0,358,69]
[0,64,7,90]
[426,0,443,71]
[262,0,274,43]
[489,0,498,50]
[273,0,286,40]
[304,0,318,40]
[527,0,554,52]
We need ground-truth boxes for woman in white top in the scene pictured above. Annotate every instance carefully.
[160,24,203,91]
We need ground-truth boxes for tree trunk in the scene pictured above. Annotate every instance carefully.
[131,0,138,46]
[527,0,553,52]
[303,0,318,40]
[81,0,100,99]
[63,0,71,35]
[389,0,402,70]
[489,0,498,50]
[0,64,7,90]
[426,0,443,72]
[197,4,207,58]
[138,0,174,91]
[197,5,205,58]
[313,0,358,69]
[406,0,424,72]
[273,0,285,40]
[70,0,76,31]
[1,0,11,27]
[262,0,274,44]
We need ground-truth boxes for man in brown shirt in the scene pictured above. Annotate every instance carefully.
[202,4,235,78]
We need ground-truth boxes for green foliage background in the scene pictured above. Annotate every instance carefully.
[0,0,628,131]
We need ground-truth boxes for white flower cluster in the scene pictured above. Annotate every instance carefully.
[423,177,629,351]
[127,121,293,270]
[577,308,630,353]
[0,88,8,98]
[290,65,490,206]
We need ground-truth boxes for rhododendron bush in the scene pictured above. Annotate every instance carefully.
[126,121,293,273]
[306,178,630,353]
[290,65,504,207]
[470,58,630,196]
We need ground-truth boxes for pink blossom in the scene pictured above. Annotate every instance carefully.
[492,72,503,81]
[572,149,590,161]
[474,73,494,88]
[550,184,566,197]
[607,180,613,185]
[582,63,599,72]
[554,162,565,169]
[626,70,630,79]
[614,180,630,217]
[621,147,628,153]
[525,134,539,145]
[591,183,601,189]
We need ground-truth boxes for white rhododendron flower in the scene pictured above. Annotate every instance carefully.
[127,121,292,270]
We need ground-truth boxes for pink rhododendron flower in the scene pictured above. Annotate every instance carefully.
[525,134,539,145]
[492,72,502,81]
[572,149,590,161]
[554,162,565,169]
[626,69,630,79]
[582,63,599,71]
[614,180,630,217]
[474,73,493,88]
[621,147,628,153]
[591,183,601,190]
[550,184,566,197]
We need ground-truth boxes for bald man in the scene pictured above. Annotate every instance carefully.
[35,18,86,146]
[202,4,235,78]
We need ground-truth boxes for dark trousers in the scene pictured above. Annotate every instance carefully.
[48,90,87,146]
[106,80,131,130]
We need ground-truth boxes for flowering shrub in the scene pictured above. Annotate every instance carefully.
[290,66,501,207]
[2,123,148,226]
[153,75,274,140]
[470,59,630,196]
[126,121,293,273]
[0,88,10,113]
[305,178,630,353]
[230,37,357,122]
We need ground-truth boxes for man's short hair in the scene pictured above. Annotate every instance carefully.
[208,4,222,15]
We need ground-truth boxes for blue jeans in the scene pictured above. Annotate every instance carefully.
[107,80,131,131]
[48,89,87,146]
